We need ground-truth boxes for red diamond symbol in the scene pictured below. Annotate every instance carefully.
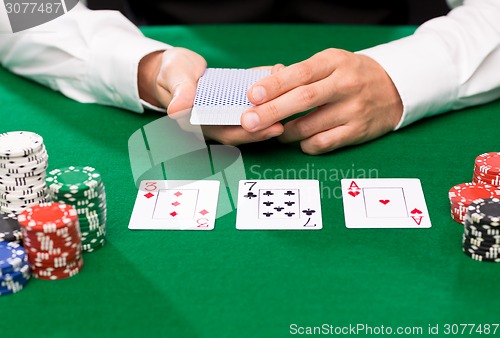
[172,201,180,207]
[174,191,182,197]
[170,211,178,217]
[144,192,154,199]
[199,209,209,216]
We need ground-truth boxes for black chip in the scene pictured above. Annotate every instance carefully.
[0,212,22,243]
[467,198,500,226]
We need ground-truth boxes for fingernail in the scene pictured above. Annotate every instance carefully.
[242,112,260,131]
[251,86,266,103]
[267,129,283,139]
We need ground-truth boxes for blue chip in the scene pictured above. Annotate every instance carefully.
[0,262,30,296]
[0,280,27,295]
[1,262,30,283]
[0,242,27,276]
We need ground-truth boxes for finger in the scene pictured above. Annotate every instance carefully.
[166,80,198,115]
[298,118,394,155]
[241,77,339,132]
[249,64,284,73]
[202,123,284,146]
[167,107,191,120]
[250,66,274,71]
[159,49,206,115]
[167,109,206,139]
[154,91,173,111]
[243,64,285,106]
[271,64,285,74]
[164,58,205,115]
[298,125,357,155]
[278,104,345,143]
[247,50,337,105]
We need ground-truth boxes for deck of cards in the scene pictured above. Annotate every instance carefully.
[190,68,270,125]
[128,178,431,230]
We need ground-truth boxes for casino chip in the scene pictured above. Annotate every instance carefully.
[448,182,500,224]
[472,153,500,187]
[462,198,500,263]
[46,166,106,252]
[18,202,83,280]
[0,131,49,215]
[473,152,500,187]
[0,211,22,243]
[475,152,500,176]
[0,241,30,295]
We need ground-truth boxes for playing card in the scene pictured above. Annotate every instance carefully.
[190,68,270,125]
[236,180,322,230]
[341,178,431,228]
[128,180,220,230]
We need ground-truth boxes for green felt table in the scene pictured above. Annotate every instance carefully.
[1,24,500,338]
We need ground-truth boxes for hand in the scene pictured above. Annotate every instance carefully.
[242,48,404,155]
[138,47,206,114]
[139,49,283,145]
[200,64,287,146]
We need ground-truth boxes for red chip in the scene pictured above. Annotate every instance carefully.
[473,169,500,179]
[18,202,78,232]
[473,175,500,187]
[29,252,82,269]
[449,183,500,205]
[450,203,467,224]
[17,202,83,280]
[475,152,500,176]
[31,257,83,280]
[472,166,500,187]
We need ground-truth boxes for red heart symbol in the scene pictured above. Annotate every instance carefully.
[348,191,359,197]
[411,208,422,214]
[379,200,390,205]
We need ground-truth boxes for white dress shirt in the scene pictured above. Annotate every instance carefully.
[360,0,500,128]
[0,0,499,129]
[0,2,169,112]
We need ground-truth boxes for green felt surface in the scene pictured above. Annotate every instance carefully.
[1,24,500,338]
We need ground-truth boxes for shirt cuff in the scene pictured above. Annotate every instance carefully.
[88,29,170,113]
[141,99,166,112]
[358,31,458,129]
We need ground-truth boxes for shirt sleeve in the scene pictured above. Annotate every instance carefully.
[358,0,500,128]
[0,3,170,113]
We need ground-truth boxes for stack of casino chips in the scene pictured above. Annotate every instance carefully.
[448,182,500,224]
[18,202,83,280]
[0,211,22,244]
[0,242,30,296]
[0,131,49,215]
[462,198,500,262]
[46,166,106,252]
[473,152,500,187]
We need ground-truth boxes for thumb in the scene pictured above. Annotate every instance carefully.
[167,80,198,116]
